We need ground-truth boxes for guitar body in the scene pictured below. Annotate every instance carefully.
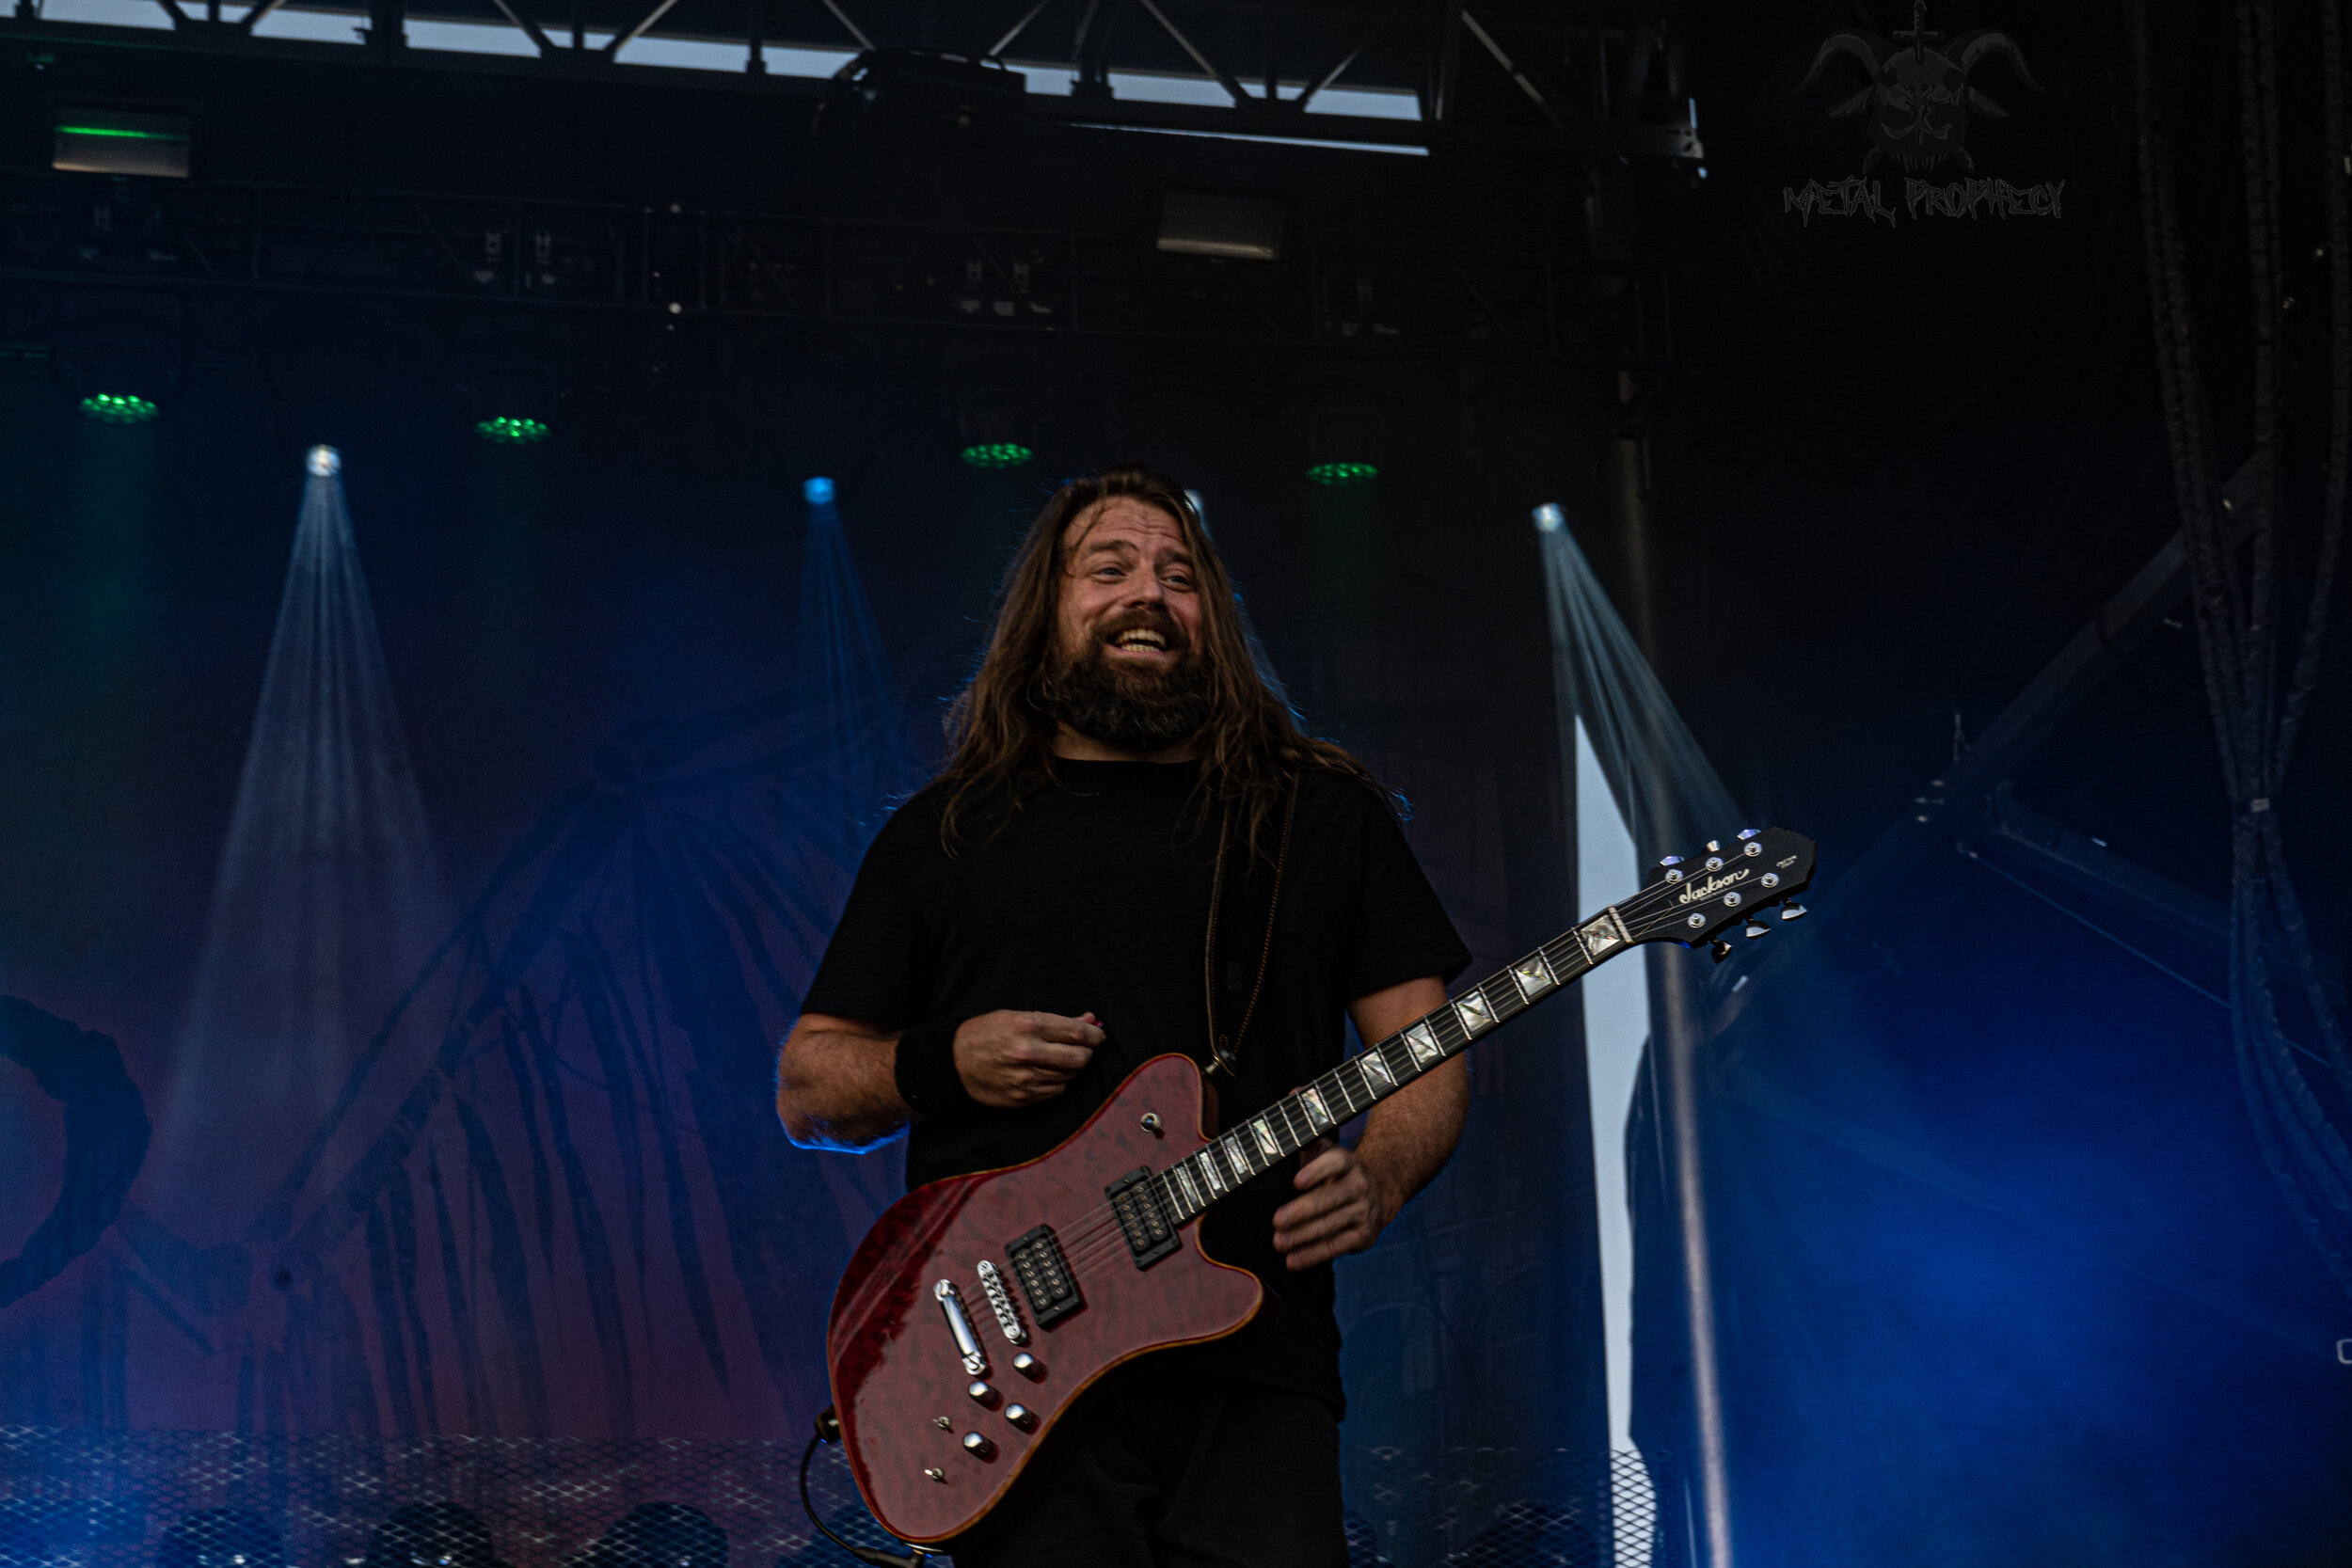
[827,1053,1263,1545]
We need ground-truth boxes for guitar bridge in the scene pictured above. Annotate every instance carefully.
[1105,1167,1181,1269]
[1007,1225,1083,1328]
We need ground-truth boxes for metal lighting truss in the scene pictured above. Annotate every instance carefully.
[0,0,1705,161]
[0,167,1676,363]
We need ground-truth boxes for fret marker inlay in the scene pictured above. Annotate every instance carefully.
[1580,914,1623,959]
[1253,1118,1280,1158]
[1513,954,1556,1000]
[1454,990,1496,1036]
[1362,1050,1395,1088]
[1404,1022,1442,1068]
[1300,1088,1330,1130]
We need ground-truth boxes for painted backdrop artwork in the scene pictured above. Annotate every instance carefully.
[0,468,918,1440]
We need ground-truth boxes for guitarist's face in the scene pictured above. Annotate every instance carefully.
[1039,498,1214,754]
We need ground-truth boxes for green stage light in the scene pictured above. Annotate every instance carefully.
[475,416,550,445]
[1306,461,1377,487]
[961,442,1033,469]
[79,392,158,425]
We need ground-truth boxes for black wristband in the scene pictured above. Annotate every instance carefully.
[895,1017,980,1118]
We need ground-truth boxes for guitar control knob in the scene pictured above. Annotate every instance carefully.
[962,1433,996,1460]
[1004,1404,1033,1429]
[968,1381,997,1406]
[1012,1353,1042,1379]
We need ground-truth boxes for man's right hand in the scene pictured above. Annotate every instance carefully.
[954,1010,1104,1108]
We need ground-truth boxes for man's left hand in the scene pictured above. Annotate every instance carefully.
[1272,1138,1395,1271]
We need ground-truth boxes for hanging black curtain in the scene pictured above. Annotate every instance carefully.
[2127,0,2352,1295]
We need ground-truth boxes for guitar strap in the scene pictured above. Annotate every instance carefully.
[1201,768,1299,1086]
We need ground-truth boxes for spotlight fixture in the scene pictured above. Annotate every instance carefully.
[1533,502,1565,532]
[307,445,341,477]
[474,416,549,445]
[54,108,191,180]
[79,392,158,424]
[1306,461,1377,487]
[960,442,1033,469]
[1158,192,1284,262]
[803,476,836,505]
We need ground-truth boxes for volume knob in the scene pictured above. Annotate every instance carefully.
[962,1433,996,1460]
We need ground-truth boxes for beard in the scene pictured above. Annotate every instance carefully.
[1034,606,1216,753]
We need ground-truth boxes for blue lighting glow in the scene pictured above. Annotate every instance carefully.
[803,477,835,506]
[1533,502,1565,533]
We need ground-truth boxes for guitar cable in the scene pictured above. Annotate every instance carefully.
[801,1407,935,1567]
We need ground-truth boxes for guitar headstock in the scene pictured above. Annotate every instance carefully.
[1613,827,1818,957]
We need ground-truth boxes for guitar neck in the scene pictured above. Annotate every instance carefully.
[1148,904,1638,1225]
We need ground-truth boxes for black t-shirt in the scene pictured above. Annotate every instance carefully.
[802,757,1470,1410]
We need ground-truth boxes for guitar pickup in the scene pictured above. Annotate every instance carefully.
[1104,1167,1181,1269]
[1007,1225,1083,1328]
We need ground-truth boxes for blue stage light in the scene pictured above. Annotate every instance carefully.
[1533,502,1565,533]
[804,477,835,505]
[307,445,342,477]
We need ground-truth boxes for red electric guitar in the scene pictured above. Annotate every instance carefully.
[823,827,1817,1545]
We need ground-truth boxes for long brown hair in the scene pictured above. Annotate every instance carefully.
[936,464,1384,853]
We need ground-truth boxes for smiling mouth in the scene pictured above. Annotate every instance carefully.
[1107,628,1169,654]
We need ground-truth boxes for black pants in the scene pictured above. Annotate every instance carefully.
[943,1355,1346,1568]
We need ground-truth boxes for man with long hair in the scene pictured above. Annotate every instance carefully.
[776,465,1470,1567]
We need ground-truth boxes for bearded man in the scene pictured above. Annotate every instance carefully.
[775,465,1470,1568]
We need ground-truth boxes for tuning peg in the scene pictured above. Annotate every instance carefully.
[1737,828,1760,840]
[1706,840,1722,853]
[1743,919,1771,939]
[1779,903,1807,921]
[1709,939,1732,962]
[1657,855,1684,869]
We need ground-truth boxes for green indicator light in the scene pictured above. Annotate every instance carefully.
[961,442,1033,469]
[1306,461,1377,487]
[475,416,550,445]
[79,392,158,424]
[57,126,188,142]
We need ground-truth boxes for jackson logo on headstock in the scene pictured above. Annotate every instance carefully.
[1677,867,1752,906]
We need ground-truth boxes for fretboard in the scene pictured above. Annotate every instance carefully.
[1144,901,1641,1226]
